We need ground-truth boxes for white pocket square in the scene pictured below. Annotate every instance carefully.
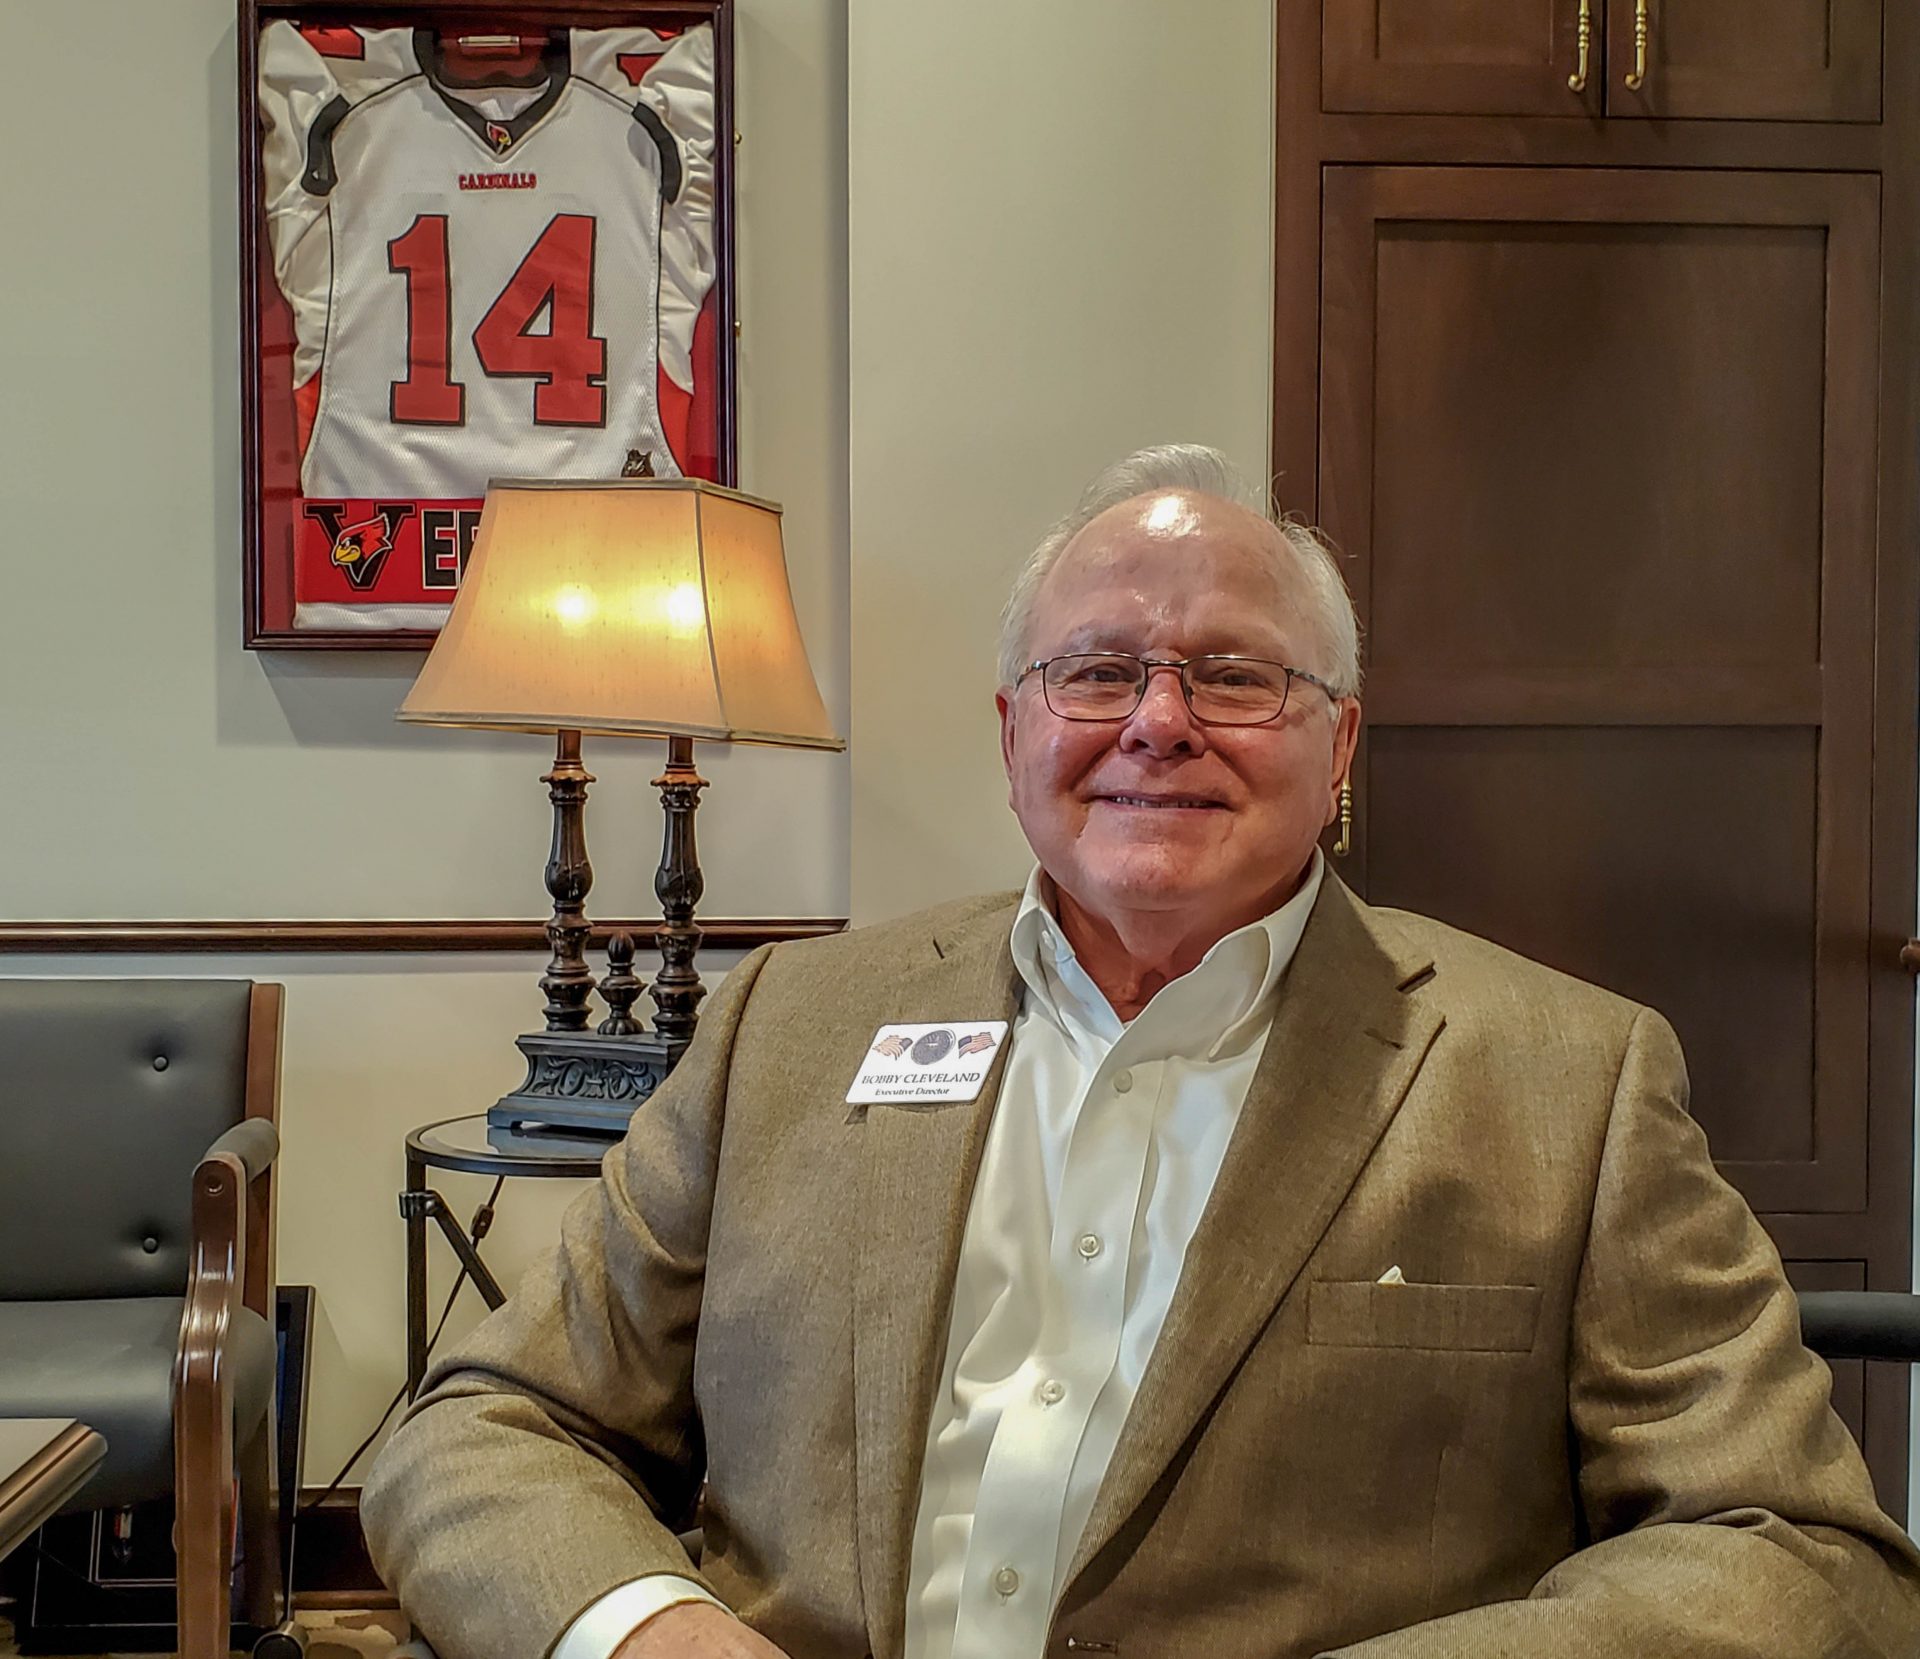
[1375,1265,1406,1286]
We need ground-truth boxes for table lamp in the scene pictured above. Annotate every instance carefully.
[397,477,842,1137]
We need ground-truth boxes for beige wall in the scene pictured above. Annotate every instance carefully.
[846,0,1278,924]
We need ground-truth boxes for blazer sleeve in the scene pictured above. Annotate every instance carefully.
[359,944,777,1659]
[1325,1006,1920,1659]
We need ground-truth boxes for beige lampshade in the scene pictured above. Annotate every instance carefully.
[397,478,842,750]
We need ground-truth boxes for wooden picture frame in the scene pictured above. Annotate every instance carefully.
[238,0,737,649]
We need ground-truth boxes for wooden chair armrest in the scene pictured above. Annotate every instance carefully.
[173,1148,250,1659]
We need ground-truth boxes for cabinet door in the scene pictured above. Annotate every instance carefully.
[1606,0,1881,120]
[1323,0,1599,115]
[1318,167,1879,1223]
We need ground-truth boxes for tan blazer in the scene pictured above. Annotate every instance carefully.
[363,877,1920,1659]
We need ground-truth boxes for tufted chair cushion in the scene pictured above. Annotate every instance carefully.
[0,977,273,1515]
[0,978,254,1299]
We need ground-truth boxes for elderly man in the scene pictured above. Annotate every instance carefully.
[364,446,1920,1659]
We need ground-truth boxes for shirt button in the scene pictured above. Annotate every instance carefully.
[1112,1068,1134,1094]
[1077,1232,1102,1260]
[1039,1378,1066,1406]
[994,1566,1021,1597]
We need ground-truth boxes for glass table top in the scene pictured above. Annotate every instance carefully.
[406,1113,618,1177]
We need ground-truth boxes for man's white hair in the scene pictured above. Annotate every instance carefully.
[996,444,1363,703]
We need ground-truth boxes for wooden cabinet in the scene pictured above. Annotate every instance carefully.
[1319,166,1878,1221]
[1322,0,1881,121]
[1280,7,1916,1513]
[1322,0,1596,115]
[1608,0,1882,120]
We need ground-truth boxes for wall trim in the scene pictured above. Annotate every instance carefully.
[0,918,847,954]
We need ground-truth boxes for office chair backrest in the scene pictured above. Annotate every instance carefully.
[0,978,256,1300]
[1797,1290,1920,1364]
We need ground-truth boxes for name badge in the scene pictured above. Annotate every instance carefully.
[847,1021,1009,1105]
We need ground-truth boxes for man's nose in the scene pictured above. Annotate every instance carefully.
[1121,663,1202,751]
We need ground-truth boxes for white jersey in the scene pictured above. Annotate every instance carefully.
[258,23,717,630]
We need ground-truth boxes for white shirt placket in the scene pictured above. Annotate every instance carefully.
[949,1044,1158,1659]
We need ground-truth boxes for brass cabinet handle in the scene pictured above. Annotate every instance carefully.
[1625,0,1650,90]
[1568,0,1592,93]
[1332,778,1354,859]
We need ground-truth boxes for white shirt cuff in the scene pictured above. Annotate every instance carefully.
[551,1574,726,1659]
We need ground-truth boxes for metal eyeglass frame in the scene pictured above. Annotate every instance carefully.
[1018,653,1342,725]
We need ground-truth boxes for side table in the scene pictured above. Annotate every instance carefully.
[402,1115,609,1400]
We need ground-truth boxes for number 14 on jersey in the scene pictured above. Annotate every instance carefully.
[388,211,608,428]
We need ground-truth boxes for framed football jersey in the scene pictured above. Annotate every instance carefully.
[240,0,736,648]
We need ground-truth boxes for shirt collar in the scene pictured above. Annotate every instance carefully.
[1009,848,1326,1059]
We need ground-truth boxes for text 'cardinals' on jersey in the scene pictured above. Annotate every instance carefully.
[258,21,718,631]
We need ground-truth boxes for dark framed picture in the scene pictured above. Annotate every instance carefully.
[239,0,736,649]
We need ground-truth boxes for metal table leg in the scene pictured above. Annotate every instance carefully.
[406,1193,508,1310]
[402,1148,429,1401]
[400,1166,510,1401]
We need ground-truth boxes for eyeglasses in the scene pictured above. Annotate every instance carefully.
[1018,653,1340,725]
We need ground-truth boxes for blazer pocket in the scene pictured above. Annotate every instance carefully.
[1306,1279,1541,1354]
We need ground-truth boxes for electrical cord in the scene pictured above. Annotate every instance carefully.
[297,1176,506,1519]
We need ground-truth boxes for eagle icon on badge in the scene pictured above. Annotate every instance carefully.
[909,1029,955,1066]
[870,1034,911,1061]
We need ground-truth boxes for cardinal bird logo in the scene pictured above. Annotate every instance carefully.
[485,120,513,153]
[329,515,395,576]
[302,501,416,593]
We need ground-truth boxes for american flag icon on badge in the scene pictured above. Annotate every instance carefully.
[957,1030,998,1058]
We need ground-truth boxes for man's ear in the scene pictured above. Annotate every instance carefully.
[995,688,1018,779]
[1324,698,1363,826]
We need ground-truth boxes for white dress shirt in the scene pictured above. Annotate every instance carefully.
[555,852,1325,1659]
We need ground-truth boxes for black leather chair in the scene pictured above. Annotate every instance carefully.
[1798,1291,1920,1363]
[0,979,292,1658]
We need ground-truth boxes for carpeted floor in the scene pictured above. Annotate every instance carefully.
[0,1608,408,1659]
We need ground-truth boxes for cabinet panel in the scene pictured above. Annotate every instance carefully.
[1319,167,1879,1220]
[1368,725,1830,1187]
[1368,220,1825,677]
[1607,0,1882,121]
[1323,0,1598,115]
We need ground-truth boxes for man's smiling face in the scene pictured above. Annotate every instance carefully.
[996,490,1360,949]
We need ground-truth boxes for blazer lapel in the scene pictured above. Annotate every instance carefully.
[1063,879,1446,1590]
[852,902,1022,1659]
